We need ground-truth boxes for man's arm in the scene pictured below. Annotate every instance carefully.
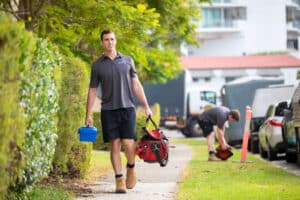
[216,126,230,150]
[132,77,152,117]
[85,88,97,126]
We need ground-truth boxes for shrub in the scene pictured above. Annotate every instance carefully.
[0,12,34,200]
[17,38,62,193]
[52,56,92,178]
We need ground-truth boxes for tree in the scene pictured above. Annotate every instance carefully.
[0,0,209,82]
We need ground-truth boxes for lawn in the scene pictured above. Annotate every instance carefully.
[174,138,300,200]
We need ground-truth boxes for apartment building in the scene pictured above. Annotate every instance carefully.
[179,0,300,92]
[185,0,300,56]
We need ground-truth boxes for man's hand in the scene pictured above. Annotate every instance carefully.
[85,115,93,127]
[220,143,232,151]
[145,107,153,118]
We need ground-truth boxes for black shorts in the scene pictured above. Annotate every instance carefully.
[198,119,214,137]
[101,107,136,143]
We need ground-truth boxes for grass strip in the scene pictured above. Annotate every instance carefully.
[174,138,300,200]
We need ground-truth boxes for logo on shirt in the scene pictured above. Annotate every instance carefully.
[117,60,126,65]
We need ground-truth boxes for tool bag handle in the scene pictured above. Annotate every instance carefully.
[146,116,158,130]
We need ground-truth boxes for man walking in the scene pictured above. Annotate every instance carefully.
[198,106,240,161]
[85,30,152,193]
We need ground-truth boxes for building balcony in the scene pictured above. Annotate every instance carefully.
[287,20,300,35]
[201,0,246,8]
[197,20,245,37]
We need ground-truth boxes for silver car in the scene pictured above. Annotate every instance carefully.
[258,101,289,161]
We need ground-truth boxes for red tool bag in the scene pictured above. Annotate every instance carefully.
[135,117,169,167]
[216,145,233,160]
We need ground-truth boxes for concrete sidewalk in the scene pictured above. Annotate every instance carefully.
[77,133,192,200]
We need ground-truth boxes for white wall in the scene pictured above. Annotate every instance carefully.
[281,68,300,85]
[244,0,287,54]
[189,33,245,56]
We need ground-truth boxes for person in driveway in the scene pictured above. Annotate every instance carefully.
[197,106,240,161]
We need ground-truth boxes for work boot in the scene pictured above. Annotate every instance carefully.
[115,176,126,193]
[208,153,221,161]
[126,167,136,189]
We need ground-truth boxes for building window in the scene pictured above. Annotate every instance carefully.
[192,77,211,82]
[202,8,222,28]
[204,77,211,82]
[192,77,199,82]
[287,39,298,50]
[225,77,238,82]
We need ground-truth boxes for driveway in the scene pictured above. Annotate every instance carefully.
[77,129,192,200]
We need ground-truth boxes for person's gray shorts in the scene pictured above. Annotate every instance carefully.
[101,107,136,143]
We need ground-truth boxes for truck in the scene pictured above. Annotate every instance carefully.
[221,76,284,146]
[143,71,219,137]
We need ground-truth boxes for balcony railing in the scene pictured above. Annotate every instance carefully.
[202,19,235,28]
[211,0,243,4]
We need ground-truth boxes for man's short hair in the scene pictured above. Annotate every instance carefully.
[229,109,240,121]
[100,29,114,41]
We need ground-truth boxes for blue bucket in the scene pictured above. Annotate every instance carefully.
[78,126,98,142]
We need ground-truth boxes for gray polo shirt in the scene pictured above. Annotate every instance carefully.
[89,53,137,110]
[199,106,230,129]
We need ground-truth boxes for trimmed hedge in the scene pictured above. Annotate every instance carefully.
[0,12,34,200]
[52,56,92,178]
[92,103,161,150]
[17,38,62,194]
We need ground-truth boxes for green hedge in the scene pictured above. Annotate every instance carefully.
[52,56,92,178]
[92,103,161,150]
[0,12,34,200]
[17,38,62,194]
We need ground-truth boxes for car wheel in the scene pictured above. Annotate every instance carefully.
[259,143,268,159]
[247,137,252,151]
[251,136,259,154]
[180,126,191,137]
[187,118,203,137]
[296,128,300,167]
[267,147,277,161]
[286,152,297,163]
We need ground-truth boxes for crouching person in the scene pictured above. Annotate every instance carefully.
[197,106,240,161]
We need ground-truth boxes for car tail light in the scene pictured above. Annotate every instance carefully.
[268,119,282,127]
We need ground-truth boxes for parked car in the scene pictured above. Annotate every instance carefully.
[249,85,295,154]
[282,102,297,163]
[292,83,300,167]
[258,101,289,161]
